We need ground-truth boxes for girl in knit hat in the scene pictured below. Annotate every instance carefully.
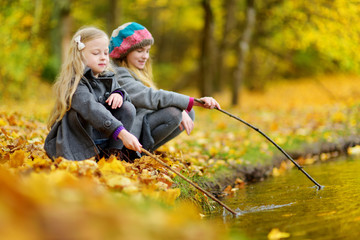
[109,22,220,157]
[44,26,142,161]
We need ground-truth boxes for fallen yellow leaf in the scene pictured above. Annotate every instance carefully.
[9,150,26,168]
[267,228,290,240]
[99,156,126,174]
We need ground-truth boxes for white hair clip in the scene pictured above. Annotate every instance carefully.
[74,35,85,50]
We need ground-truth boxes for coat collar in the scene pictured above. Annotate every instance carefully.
[83,67,115,80]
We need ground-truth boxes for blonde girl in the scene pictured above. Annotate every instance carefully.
[45,26,142,161]
[109,22,220,158]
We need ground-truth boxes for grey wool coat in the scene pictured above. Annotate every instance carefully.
[114,67,191,149]
[44,68,128,161]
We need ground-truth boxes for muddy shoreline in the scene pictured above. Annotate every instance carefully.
[202,135,360,196]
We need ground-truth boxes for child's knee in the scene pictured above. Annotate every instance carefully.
[111,101,136,120]
[167,107,183,124]
[121,101,136,116]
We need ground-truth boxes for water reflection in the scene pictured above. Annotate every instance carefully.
[216,157,360,240]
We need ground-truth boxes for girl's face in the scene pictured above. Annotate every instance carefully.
[126,45,151,70]
[82,36,109,77]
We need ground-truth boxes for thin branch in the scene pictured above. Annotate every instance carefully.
[141,148,238,217]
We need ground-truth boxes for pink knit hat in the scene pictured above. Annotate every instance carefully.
[109,22,154,59]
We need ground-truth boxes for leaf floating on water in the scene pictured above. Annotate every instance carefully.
[222,185,233,195]
[267,228,290,240]
[234,178,245,189]
[348,145,360,155]
[282,213,295,217]
[317,211,336,217]
[199,213,206,218]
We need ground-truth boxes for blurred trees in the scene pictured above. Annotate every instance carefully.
[1,0,359,105]
[232,0,256,105]
[199,0,215,97]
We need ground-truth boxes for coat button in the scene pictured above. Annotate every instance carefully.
[105,92,110,98]
[98,96,104,102]
[104,120,111,128]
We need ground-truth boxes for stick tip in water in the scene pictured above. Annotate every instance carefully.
[317,185,325,190]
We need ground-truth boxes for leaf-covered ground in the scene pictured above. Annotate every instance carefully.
[1,75,359,239]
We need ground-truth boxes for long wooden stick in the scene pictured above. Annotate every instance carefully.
[194,99,323,190]
[141,148,237,217]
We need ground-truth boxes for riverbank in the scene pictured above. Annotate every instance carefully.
[160,75,360,209]
[195,135,360,199]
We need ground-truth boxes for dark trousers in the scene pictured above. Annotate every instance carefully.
[94,101,136,151]
[146,107,195,151]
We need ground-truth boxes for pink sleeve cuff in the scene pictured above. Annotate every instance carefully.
[186,97,194,112]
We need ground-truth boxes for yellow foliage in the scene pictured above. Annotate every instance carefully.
[304,157,316,165]
[272,167,280,177]
[98,156,126,174]
[143,187,181,205]
[105,175,135,189]
[331,111,346,123]
[8,150,26,168]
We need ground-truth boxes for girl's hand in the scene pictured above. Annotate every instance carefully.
[179,111,194,135]
[117,129,142,153]
[195,97,221,110]
[106,93,123,109]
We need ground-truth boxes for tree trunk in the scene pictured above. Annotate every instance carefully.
[45,0,71,82]
[199,0,215,97]
[232,0,256,106]
[59,0,72,63]
[60,14,72,62]
[31,0,43,37]
[215,0,236,92]
[106,0,120,35]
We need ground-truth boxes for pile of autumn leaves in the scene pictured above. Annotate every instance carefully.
[1,112,233,240]
[0,111,191,203]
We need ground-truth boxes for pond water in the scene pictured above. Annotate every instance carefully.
[215,157,360,240]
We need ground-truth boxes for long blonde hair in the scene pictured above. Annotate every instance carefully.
[47,27,108,130]
[112,54,156,89]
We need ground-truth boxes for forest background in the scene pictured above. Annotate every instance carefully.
[1,0,360,105]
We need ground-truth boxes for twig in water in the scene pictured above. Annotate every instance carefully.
[141,148,237,217]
